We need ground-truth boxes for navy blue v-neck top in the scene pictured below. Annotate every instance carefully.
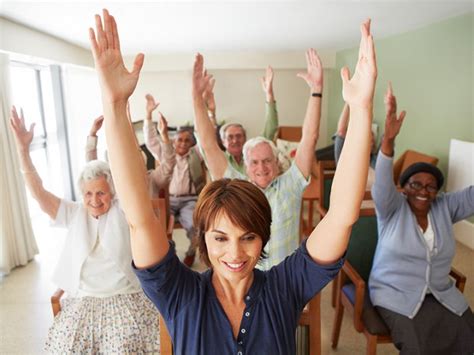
[134,241,342,355]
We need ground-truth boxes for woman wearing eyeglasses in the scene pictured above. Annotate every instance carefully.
[369,84,474,354]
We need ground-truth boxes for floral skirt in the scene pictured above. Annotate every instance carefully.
[44,292,160,354]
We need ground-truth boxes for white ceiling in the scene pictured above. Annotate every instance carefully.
[1,1,473,55]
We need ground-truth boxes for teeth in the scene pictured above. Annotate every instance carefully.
[226,262,244,269]
[416,197,428,201]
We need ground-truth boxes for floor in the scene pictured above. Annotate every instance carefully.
[1,214,473,355]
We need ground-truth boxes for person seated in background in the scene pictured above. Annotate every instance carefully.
[144,94,207,267]
[369,84,474,354]
[202,65,280,175]
[9,106,160,353]
[193,49,323,269]
[89,10,377,353]
[86,103,176,198]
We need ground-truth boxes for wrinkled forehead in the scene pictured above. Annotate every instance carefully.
[175,130,193,141]
[248,142,276,160]
[224,125,245,138]
[82,176,110,192]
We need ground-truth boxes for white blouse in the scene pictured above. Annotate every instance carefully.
[50,199,140,296]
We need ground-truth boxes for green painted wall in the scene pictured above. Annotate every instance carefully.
[328,12,473,178]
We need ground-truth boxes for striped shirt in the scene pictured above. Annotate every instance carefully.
[224,162,309,269]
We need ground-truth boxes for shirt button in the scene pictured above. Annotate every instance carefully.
[245,312,250,317]
[241,328,246,334]
[238,341,243,345]
[246,296,251,301]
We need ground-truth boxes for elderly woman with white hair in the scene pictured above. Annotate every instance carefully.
[9,106,160,353]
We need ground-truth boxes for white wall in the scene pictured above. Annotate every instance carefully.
[0,17,92,66]
[129,67,331,148]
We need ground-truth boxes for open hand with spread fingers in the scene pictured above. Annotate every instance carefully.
[341,19,377,109]
[383,82,406,141]
[192,54,214,100]
[89,9,144,104]
[10,106,35,152]
[297,49,323,93]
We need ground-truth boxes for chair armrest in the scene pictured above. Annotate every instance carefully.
[51,288,65,317]
[450,266,466,293]
[342,261,366,332]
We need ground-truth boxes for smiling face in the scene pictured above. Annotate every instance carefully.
[403,172,438,215]
[245,142,279,189]
[205,212,262,283]
[174,130,194,156]
[82,176,113,218]
[223,125,246,159]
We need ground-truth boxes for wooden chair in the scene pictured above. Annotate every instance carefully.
[298,293,322,355]
[393,149,439,186]
[274,125,302,142]
[159,315,173,355]
[330,202,467,355]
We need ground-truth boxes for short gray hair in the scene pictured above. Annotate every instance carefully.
[78,160,115,198]
[219,123,246,142]
[243,137,279,166]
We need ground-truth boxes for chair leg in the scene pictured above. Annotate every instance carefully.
[331,277,338,308]
[366,334,377,355]
[331,300,344,349]
[308,293,321,355]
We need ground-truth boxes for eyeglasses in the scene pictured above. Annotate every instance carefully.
[408,181,437,193]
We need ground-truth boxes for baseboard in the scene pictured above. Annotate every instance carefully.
[454,220,474,250]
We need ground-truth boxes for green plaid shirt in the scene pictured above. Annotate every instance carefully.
[223,162,309,270]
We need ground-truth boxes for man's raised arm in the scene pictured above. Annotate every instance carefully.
[192,54,228,180]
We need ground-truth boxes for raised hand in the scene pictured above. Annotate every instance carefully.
[89,115,104,136]
[260,66,275,102]
[157,112,169,138]
[203,78,216,113]
[145,94,160,117]
[89,9,144,104]
[383,82,406,141]
[10,106,35,152]
[192,54,213,100]
[341,19,377,109]
[297,49,323,93]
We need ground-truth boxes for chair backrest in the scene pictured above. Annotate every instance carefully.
[317,160,336,210]
[275,126,302,142]
[393,149,439,186]
[345,193,378,282]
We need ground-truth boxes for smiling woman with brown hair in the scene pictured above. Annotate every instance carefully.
[90,9,377,354]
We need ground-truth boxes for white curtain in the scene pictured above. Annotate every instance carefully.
[0,52,38,275]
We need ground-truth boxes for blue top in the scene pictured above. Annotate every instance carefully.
[369,151,474,318]
[134,240,342,354]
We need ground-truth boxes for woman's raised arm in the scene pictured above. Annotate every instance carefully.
[89,9,169,268]
[307,19,377,264]
[10,106,61,220]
